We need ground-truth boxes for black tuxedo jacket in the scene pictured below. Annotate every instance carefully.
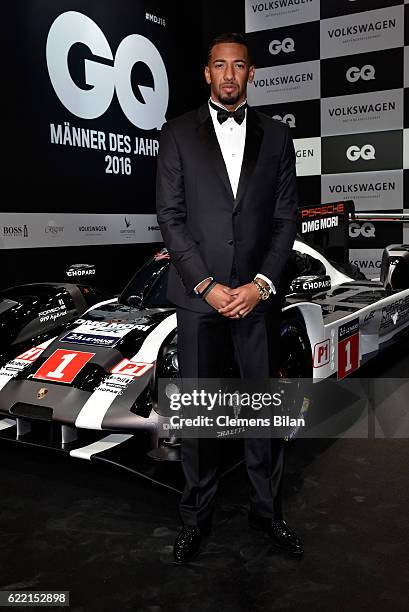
[156,103,298,313]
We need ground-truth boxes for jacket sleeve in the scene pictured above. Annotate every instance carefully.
[156,122,211,294]
[258,125,298,287]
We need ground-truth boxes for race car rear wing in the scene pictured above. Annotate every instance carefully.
[350,213,409,221]
[297,200,354,267]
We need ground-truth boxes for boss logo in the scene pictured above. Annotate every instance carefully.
[46,11,168,129]
[346,144,376,162]
[346,65,375,83]
[349,222,376,238]
[272,113,296,128]
[269,38,295,55]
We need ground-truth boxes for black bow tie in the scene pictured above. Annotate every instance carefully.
[209,100,247,125]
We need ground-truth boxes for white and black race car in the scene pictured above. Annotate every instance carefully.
[0,202,408,486]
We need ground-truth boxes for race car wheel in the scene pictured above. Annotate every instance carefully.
[278,318,312,378]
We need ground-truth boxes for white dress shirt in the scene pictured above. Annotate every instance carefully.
[209,98,246,198]
[194,99,275,295]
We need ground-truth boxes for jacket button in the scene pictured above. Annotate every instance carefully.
[227,239,233,245]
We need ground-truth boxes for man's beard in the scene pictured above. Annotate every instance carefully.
[218,91,240,106]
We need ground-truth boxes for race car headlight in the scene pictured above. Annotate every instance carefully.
[158,349,179,378]
[74,364,107,391]
[171,353,178,371]
[165,382,180,399]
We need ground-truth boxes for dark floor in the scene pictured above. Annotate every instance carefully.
[1,343,409,611]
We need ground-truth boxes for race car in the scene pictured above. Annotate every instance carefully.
[0,201,408,483]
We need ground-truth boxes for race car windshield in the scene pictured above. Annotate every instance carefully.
[120,256,172,309]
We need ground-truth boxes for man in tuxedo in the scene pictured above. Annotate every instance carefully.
[156,33,302,563]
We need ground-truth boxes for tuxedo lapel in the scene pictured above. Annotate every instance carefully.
[196,104,235,202]
[234,107,264,211]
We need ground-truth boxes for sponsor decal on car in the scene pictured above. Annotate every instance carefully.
[62,331,123,348]
[290,275,332,294]
[97,374,134,396]
[301,216,339,233]
[38,299,67,323]
[62,319,150,348]
[92,362,154,398]
[0,341,53,392]
[16,346,46,363]
[380,295,409,332]
[302,278,331,291]
[363,310,375,324]
[313,340,330,368]
[111,360,153,377]
[66,269,96,277]
[337,318,360,379]
[300,202,345,234]
[0,345,47,378]
[33,349,95,384]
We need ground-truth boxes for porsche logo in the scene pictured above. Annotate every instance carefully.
[37,387,48,400]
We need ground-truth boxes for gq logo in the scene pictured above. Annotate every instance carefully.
[269,38,295,55]
[349,222,376,238]
[346,145,376,162]
[46,11,168,129]
[272,113,296,128]
[346,65,375,83]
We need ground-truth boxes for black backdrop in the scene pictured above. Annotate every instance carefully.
[1,1,242,291]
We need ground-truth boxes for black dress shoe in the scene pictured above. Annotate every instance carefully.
[249,513,303,556]
[173,526,204,564]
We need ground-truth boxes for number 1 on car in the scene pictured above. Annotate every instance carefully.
[33,349,95,383]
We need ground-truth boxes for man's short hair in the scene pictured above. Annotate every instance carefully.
[207,33,253,65]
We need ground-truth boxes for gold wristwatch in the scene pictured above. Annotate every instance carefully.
[252,278,272,300]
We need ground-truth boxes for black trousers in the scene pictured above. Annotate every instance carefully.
[176,289,284,529]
